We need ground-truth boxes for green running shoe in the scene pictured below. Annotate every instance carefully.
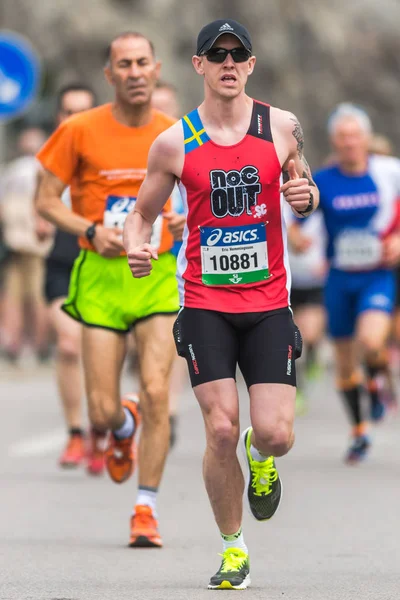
[241,427,282,521]
[208,548,250,590]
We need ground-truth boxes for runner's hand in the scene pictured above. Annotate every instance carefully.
[382,233,400,267]
[92,225,124,257]
[127,243,158,278]
[164,211,185,241]
[35,215,55,241]
[280,160,312,213]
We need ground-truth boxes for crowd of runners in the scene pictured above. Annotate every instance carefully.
[1,19,400,590]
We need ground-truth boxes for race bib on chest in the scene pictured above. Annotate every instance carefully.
[200,223,269,285]
[104,195,162,249]
[334,229,382,270]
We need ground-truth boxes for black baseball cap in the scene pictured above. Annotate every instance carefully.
[196,19,252,56]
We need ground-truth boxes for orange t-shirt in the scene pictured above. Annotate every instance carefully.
[37,103,175,252]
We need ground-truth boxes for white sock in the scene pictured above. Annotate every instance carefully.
[250,444,269,462]
[113,407,134,440]
[221,528,248,553]
[135,487,158,517]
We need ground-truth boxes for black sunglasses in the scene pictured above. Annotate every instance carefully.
[203,47,251,63]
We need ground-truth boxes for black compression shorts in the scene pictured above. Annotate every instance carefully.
[44,260,73,303]
[173,307,300,388]
[290,286,324,309]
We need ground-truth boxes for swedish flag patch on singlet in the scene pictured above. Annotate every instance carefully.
[182,109,210,154]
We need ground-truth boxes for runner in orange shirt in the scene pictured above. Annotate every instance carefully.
[36,32,179,547]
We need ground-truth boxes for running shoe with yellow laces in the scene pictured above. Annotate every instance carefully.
[129,505,162,548]
[241,426,282,521]
[105,393,141,484]
[208,548,250,590]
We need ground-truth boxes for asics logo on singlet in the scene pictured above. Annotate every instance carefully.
[210,166,261,218]
[206,228,259,246]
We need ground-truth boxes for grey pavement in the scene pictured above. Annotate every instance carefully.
[0,356,399,600]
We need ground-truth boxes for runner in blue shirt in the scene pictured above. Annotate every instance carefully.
[315,103,400,463]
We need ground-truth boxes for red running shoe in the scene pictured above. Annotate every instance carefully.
[129,505,162,548]
[59,435,85,468]
[86,429,106,476]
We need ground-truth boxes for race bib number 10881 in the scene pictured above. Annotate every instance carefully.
[200,223,269,285]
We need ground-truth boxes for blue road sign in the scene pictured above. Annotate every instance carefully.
[0,30,41,121]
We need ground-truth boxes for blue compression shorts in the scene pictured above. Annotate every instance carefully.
[324,268,395,338]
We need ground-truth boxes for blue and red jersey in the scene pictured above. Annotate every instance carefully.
[314,155,400,272]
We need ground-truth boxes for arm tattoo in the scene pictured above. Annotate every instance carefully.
[290,116,304,159]
[301,155,316,187]
[302,169,316,187]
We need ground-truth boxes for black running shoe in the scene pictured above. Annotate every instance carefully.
[208,548,250,590]
[241,427,282,521]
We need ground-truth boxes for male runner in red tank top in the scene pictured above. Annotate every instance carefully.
[124,19,319,590]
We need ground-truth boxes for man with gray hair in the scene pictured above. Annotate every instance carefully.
[313,102,400,463]
[327,102,373,137]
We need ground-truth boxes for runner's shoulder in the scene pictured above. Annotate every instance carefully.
[247,97,289,127]
[269,106,302,133]
[150,120,184,158]
[268,105,305,153]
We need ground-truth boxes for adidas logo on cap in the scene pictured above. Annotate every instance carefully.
[219,23,234,32]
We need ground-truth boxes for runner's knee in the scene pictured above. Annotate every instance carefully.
[88,405,109,432]
[57,333,80,362]
[252,421,293,457]
[140,380,169,424]
[206,414,240,453]
[359,331,386,355]
[336,363,355,381]
[335,348,356,381]
[88,393,120,431]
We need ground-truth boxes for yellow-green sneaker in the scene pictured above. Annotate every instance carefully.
[241,426,282,521]
[208,548,250,590]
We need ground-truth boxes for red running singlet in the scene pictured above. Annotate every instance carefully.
[177,100,292,313]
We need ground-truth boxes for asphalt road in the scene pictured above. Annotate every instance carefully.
[0,356,399,600]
